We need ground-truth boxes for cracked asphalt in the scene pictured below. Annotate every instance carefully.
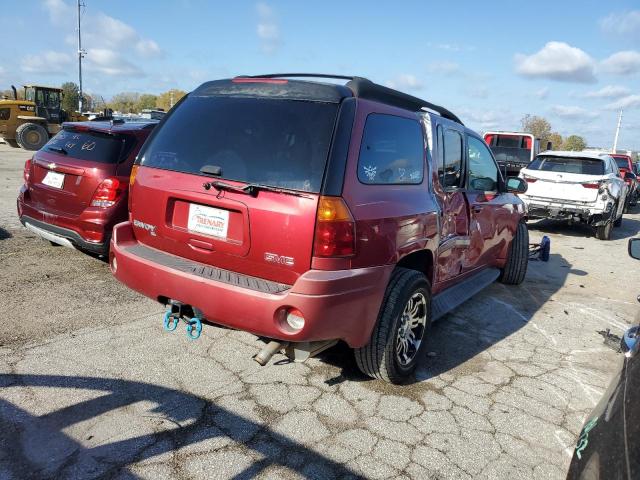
[1,144,638,479]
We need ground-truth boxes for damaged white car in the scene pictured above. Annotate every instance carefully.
[519,151,628,240]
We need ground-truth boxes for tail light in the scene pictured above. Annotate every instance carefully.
[313,196,355,257]
[23,158,32,184]
[91,178,123,207]
[581,182,600,189]
[129,164,139,187]
[522,174,537,183]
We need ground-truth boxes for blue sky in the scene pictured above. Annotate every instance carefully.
[1,0,639,150]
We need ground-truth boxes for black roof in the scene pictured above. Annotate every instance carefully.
[193,73,463,125]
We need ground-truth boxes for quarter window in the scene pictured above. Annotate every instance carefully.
[438,128,463,189]
[467,136,499,191]
[357,114,424,185]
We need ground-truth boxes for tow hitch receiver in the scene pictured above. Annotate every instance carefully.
[163,303,202,340]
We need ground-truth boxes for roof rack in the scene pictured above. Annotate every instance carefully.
[243,73,463,125]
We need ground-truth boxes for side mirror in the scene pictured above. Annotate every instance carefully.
[506,177,527,194]
[624,171,636,181]
[629,238,640,260]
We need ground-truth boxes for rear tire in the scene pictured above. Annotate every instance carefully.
[614,215,622,227]
[499,222,528,285]
[354,268,431,384]
[16,123,48,151]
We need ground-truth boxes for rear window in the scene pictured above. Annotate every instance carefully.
[139,96,339,193]
[613,157,630,169]
[44,129,130,163]
[528,156,604,175]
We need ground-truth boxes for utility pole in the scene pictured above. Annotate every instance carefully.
[170,90,175,108]
[77,0,86,112]
[612,109,623,153]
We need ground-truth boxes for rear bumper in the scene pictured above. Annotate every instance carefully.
[110,221,392,347]
[521,195,613,225]
[17,187,122,254]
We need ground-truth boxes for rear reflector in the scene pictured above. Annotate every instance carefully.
[23,158,32,184]
[313,196,355,257]
[581,182,600,189]
[91,177,123,207]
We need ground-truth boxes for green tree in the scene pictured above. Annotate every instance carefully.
[562,135,587,151]
[136,94,157,111]
[156,89,186,111]
[548,132,563,151]
[521,114,552,148]
[108,92,140,113]
[61,82,80,112]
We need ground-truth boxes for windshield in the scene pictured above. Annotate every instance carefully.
[43,128,129,163]
[139,96,339,193]
[527,156,604,175]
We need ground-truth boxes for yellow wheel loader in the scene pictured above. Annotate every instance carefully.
[0,85,87,151]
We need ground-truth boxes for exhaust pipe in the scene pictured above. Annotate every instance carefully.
[254,340,288,366]
[11,85,17,100]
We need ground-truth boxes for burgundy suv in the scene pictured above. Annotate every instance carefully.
[17,120,157,256]
[110,74,529,383]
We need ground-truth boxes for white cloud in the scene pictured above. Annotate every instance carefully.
[427,61,460,76]
[583,85,631,99]
[85,48,142,77]
[600,51,640,75]
[426,42,475,52]
[549,105,598,119]
[600,10,640,37]
[43,0,73,26]
[386,74,424,91]
[534,87,549,99]
[456,108,513,132]
[135,39,162,58]
[464,86,489,99]
[21,50,73,74]
[256,2,280,54]
[605,95,640,110]
[515,41,596,83]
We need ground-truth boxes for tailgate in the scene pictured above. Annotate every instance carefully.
[523,170,600,203]
[130,167,319,286]
[29,151,117,216]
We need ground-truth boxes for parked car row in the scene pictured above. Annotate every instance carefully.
[17,74,530,383]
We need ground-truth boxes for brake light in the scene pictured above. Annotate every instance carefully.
[91,178,123,207]
[581,182,600,189]
[313,196,355,257]
[130,164,139,187]
[23,158,32,184]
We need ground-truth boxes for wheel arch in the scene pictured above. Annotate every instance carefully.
[395,249,434,286]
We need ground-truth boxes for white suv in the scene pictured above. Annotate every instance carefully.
[519,151,627,240]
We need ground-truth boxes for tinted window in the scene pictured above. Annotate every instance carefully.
[467,136,498,191]
[140,96,338,193]
[438,129,463,188]
[43,128,130,163]
[528,156,604,175]
[613,157,630,169]
[357,114,424,185]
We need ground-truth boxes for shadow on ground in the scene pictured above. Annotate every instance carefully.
[0,374,360,479]
[528,216,640,241]
[0,227,11,241]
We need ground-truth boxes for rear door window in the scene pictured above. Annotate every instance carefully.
[139,96,338,193]
[44,129,129,163]
[437,128,463,189]
[528,156,604,175]
[357,114,424,185]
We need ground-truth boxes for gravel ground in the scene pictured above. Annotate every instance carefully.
[0,144,638,479]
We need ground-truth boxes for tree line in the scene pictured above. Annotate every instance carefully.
[520,114,587,151]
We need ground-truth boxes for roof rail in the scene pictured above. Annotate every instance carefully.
[240,73,463,125]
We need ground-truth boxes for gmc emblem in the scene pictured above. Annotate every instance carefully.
[264,252,294,266]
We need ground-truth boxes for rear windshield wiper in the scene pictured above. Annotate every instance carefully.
[46,146,68,155]
[204,180,312,198]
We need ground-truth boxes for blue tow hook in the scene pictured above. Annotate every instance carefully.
[163,311,180,331]
[185,318,203,340]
